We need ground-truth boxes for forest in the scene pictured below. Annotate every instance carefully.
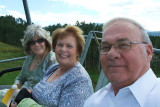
[0,15,160,71]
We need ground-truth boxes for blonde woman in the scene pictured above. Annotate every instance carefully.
[0,24,57,107]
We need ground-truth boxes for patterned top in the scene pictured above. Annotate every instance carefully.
[14,51,57,90]
[32,62,94,107]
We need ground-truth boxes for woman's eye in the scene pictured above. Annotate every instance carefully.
[57,43,63,47]
[67,45,73,48]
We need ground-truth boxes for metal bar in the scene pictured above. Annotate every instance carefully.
[153,48,160,54]
[0,66,22,77]
[0,33,159,64]
[95,69,108,92]
[0,85,12,89]
[22,0,32,25]
[85,34,160,54]
[80,32,94,65]
[0,56,26,63]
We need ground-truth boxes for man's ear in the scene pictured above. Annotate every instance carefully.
[146,44,153,62]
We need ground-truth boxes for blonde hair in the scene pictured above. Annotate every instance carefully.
[21,24,52,55]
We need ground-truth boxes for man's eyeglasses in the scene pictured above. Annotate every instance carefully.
[28,38,45,46]
[99,40,147,55]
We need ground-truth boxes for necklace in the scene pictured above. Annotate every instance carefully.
[55,69,59,76]
[35,51,48,65]
[55,73,59,76]
[55,68,62,76]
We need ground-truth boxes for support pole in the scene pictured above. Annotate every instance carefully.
[22,0,32,25]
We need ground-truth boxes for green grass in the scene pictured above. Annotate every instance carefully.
[1,41,159,89]
[87,68,100,89]
[0,42,25,85]
[0,42,100,87]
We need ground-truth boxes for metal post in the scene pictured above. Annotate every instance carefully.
[22,0,32,25]
[80,32,93,65]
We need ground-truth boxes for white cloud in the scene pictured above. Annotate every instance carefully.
[1,0,160,31]
[48,0,60,1]
[30,11,96,26]
[62,0,160,16]
[7,10,26,19]
[57,0,160,30]
[0,5,5,11]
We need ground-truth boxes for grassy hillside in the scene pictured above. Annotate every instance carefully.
[0,41,159,89]
[0,42,100,88]
[0,42,25,84]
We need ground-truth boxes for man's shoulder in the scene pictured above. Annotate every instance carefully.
[144,79,160,106]
[147,78,160,98]
[152,78,160,92]
[84,84,111,106]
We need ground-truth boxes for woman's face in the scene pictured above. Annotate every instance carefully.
[29,36,46,56]
[55,35,78,67]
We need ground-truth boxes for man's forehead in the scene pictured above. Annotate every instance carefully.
[103,21,141,40]
[104,21,137,32]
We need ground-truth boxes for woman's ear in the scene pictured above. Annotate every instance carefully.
[146,44,153,62]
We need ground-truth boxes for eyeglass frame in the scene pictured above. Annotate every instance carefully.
[99,39,148,55]
[28,38,46,46]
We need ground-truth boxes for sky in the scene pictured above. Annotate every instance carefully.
[0,0,160,31]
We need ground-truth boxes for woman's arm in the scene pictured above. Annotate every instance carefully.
[17,98,43,107]
[14,56,30,87]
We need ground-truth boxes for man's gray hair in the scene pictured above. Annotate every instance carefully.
[103,17,152,46]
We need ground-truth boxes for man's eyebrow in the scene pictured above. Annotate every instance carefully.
[117,38,129,42]
[101,38,129,44]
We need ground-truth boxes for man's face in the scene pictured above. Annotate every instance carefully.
[100,21,152,88]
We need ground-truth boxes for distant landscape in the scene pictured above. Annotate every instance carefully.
[0,15,160,88]
[0,42,100,89]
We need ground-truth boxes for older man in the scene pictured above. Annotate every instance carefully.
[84,17,160,107]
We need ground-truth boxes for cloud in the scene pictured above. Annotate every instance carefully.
[1,0,160,31]
[7,10,26,19]
[0,5,5,11]
[55,0,160,30]
[30,11,96,26]
[48,0,61,1]
[59,0,160,18]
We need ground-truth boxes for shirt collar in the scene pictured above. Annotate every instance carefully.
[128,68,157,107]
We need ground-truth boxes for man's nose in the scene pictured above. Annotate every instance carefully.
[107,45,121,59]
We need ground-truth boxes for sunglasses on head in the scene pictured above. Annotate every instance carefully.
[28,38,45,46]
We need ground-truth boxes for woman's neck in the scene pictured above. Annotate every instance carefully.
[59,61,78,74]
[35,50,48,65]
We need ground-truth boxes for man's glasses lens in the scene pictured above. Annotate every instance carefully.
[100,40,147,54]
[29,38,45,46]
[100,40,131,54]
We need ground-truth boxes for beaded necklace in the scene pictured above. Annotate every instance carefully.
[35,51,48,65]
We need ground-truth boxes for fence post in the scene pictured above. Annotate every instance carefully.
[80,32,93,65]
